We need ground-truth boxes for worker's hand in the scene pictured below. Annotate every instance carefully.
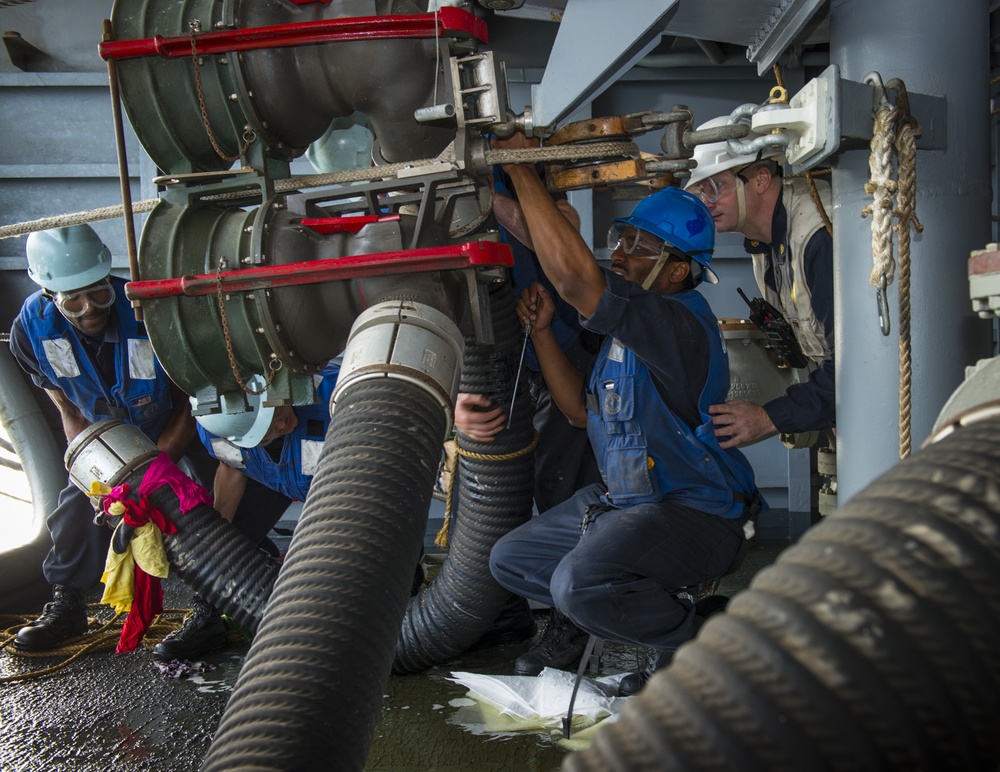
[708,400,777,449]
[454,392,505,442]
[515,282,555,334]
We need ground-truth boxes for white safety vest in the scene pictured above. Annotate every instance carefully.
[749,177,832,362]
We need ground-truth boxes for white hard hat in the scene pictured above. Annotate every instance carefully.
[194,376,275,448]
[684,115,784,190]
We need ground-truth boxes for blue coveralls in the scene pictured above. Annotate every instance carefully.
[490,270,765,653]
[10,279,210,590]
[198,361,340,507]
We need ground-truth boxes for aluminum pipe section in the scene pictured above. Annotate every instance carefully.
[64,418,161,493]
[925,355,1000,446]
[64,419,279,633]
[332,300,464,441]
[719,318,816,447]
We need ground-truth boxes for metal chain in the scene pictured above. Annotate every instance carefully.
[190,23,253,164]
[215,257,279,395]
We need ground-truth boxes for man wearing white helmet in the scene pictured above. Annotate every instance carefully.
[8,225,207,652]
[486,132,764,695]
[685,115,835,447]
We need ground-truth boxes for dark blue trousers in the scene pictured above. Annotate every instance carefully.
[490,483,744,652]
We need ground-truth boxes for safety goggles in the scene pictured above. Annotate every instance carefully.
[53,279,115,318]
[689,173,736,204]
[607,225,666,258]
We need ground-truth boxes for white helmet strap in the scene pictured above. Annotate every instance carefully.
[735,176,749,232]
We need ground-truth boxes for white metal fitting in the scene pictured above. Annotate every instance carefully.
[331,301,465,440]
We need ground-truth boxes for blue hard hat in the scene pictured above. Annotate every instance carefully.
[610,187,717,284]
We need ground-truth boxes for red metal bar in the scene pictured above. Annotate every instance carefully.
[99,7,487,61]
[125,240,512,301]
[299,214,399,234]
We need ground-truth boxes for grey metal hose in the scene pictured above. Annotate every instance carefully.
[395,281,536,672]
[564,416,1000,771]
[201,377,446,772]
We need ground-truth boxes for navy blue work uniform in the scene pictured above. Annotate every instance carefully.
[746,194,835,433]
[9,277,215,589]
[494,167,601,512]
[490,269,765,653]
[198,362,340,506]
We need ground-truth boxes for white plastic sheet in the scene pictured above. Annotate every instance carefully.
[447,667,628,748]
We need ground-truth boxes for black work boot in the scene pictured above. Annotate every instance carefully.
[514,609,588,676]
[475,596,537,649]
[619,594,730,696]
[152,596,230,662]
[619,648,673,696]
[14,585,89,652]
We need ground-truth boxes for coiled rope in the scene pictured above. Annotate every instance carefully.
[0,606,186,683]
[0,142,638,241]
[434,430,540,549]
[861,76,923,459]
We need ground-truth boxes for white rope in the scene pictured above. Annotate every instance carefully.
[0,142,637,241]
[862,107,897,290]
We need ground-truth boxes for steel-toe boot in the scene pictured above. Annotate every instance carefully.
[14,585,88,651]
[475,596,537,649]
[514,609,588,676]
[151,596,230,662]
[618,594,731,696]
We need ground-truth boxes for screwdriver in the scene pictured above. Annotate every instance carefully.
[507,294,537,430]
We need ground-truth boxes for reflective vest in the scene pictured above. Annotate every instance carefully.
[750,177,832,362]
[587,290,759,518]
[200,362,340,502]
[18,281,172,440]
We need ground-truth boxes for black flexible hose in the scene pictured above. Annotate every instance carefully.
[394,282,536,672]
[110,465,281,634]
[564,416,1000,772]
[201,377,445,772]
[146,489,280,633]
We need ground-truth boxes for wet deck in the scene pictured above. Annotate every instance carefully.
[0,518,787,771]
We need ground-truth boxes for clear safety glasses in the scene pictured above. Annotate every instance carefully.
[607,225,666,258]
[689,173,736,204]
[54,279,115,318]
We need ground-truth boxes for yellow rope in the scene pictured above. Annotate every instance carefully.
[0,606,187,684]
[772,63,786,92]
[886,78,923,459]
[786,168,836,237]
[860,77,923,459]
[434,431,540,549]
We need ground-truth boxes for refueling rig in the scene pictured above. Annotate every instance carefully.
[3,1,1000,771]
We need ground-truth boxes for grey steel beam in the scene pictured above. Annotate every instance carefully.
[530,0,677,130]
